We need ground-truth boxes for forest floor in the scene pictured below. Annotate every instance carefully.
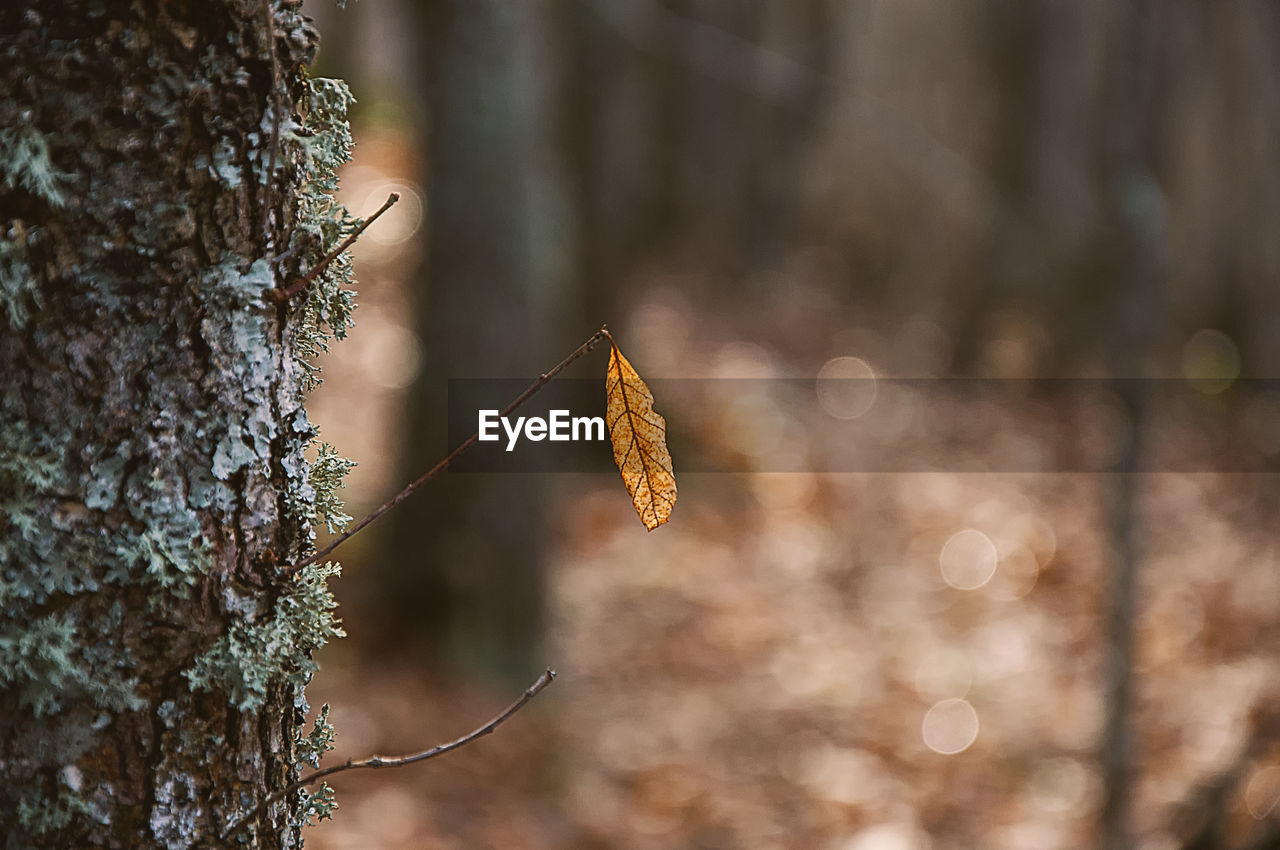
[303,466,1280,850]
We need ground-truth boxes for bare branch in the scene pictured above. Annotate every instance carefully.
[219,667,558,842]
[282,325,610,576]
[274,193,401,303]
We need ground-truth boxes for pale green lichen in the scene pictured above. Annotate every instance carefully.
[292,692,342,831]
[0,604,143,717]
[0,414,206,714]
[84,455,125,511]
[0,421,61,543]
[305,442,356,535]
[0,227,39,328]
[198,256,281,492]
[292,703,339,826]
[290,76,361,391]
[295,703,337,769]
[0,125,69,207]
[297,780,338,827]
[184,562,345,712]
[0,424,95,611]
[14,771,94,841]
[202,255,275,306]
[274,73,361,546]
[0,127,67,328]
[0,613,82,717]
[110,525,207,598]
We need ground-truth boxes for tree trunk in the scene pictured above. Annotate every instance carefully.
[1,2,347,846]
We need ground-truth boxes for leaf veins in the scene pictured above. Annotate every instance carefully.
[604,334,677,531]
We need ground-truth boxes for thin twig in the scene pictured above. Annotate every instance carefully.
[274,193,401,303]
[219,667,557,842]
[282,325,609,576]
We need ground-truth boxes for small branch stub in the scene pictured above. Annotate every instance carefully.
[275,192,400,302]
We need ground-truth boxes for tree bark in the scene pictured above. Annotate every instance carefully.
[1,2,344,846]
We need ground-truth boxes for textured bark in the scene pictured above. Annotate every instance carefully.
[0,2,337,847]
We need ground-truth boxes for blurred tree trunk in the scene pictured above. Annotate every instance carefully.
[0,2,340,846]
[377,0,833,675]
[380,0,572,677]
[1099,3,1160,848]
[560,0,834,314]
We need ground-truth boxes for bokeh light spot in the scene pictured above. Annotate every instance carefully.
[939,529,998,590]
[1028,757,1089,813]
[816,356,877,419]
[360,180,425,247]
[1182,328,1240,394]
[921,698,980,754]
[1245,765,1280,819]
[838,822,932,850]
[721,393,788,461]
[358,321,422,390]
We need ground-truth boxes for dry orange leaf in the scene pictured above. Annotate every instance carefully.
[604,335,677,530]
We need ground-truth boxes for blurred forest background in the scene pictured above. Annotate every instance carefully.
[296,2,1280,848]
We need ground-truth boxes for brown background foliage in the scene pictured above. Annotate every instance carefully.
[299,3,1280,848]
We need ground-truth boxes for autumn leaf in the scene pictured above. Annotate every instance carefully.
[604,334,677,530]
